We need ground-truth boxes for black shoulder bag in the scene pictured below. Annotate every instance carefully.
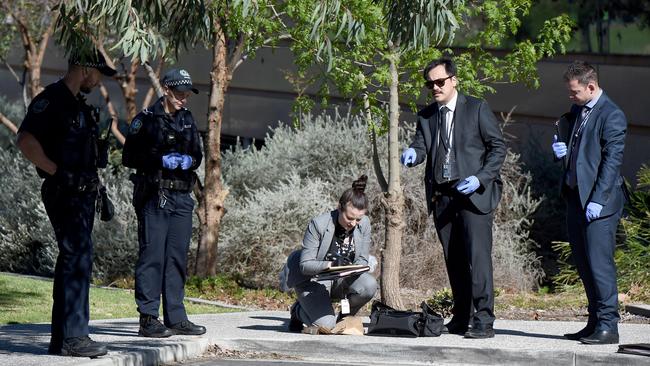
[367,300,443,337]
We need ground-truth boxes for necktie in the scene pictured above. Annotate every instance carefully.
[439,106,450,149]
[566,105,592,188]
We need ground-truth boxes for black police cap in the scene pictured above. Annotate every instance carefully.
[69,49,117,77]
[161,68,199,94]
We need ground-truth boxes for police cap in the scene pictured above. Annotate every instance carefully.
[161,68,199,94]
[69,49,117,77]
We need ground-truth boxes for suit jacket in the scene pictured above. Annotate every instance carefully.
[562,92,627,216]
[283,210,372,289]
[409,93,506,214]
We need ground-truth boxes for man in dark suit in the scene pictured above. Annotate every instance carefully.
[551,61,627,345]
[401,58,506,339]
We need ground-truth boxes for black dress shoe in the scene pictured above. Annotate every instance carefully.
[464,324,495,339]
[139,315,173,338]
[443,321,469,335]
[564,326,595,340]
[61,336,107,358]
[579,330,619,345]
[288,302,303,332]
[168,320,207,335]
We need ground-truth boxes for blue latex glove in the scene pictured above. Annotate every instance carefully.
[179,154,193,170]
[552,135,567,159]
[457,176,480,195]
[401,148,416,167]
[586,202,603,222]
[162,153,181,169]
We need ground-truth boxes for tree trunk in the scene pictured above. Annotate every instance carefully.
[28,17,53,98]
[380,48,405,309]
[194,23,229,277]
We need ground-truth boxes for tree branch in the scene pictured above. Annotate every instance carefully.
[3,60,21,83]
[228,33,247,74]
[143,61,165,98]
[0,112,17,134]
[99,82,125,145]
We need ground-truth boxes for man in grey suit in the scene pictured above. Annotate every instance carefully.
[552,60,627,345]
[401,58,506,338]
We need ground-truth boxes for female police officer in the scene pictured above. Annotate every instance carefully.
[122,68,205,337]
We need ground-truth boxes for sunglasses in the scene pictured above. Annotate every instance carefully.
[425,75,454,89]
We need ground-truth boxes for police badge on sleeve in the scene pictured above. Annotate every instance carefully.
[31,99,49,113]
[130,119,142,134]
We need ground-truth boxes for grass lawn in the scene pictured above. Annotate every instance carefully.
[0,273,234,325]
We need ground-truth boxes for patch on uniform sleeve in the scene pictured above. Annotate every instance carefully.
[31,99,49,113]
[129,119,143,134]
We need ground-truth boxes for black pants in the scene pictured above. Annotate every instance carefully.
[41,179,96,347]
[433,192,495,327]
[565,188,622,332]
[134,189,194,326]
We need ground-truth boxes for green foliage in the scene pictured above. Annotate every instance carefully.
[551,240,579,289]
[286,0,573,129]
[55,0,285,65]
[425,287,454,318]
[376,0,460,49]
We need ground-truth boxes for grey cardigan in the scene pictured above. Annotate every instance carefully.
[282,210,372,289]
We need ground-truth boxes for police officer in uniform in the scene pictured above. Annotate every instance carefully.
[16,50,116,357]
[122,68,205,337]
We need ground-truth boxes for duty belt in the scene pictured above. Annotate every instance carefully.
[48,175,99,193]
[159,179,192,191]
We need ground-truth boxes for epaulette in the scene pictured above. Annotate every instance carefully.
[142,108,153,116]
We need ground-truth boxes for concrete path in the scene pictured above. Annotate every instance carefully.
[1,311,649,366]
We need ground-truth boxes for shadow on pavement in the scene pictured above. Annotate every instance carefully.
[495,328,566,340]
[0,323,50,355]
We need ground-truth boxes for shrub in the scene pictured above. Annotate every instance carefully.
[219,174,334,288]
[91,165,140,284]
[0,146,56,275]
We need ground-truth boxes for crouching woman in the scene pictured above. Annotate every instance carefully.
[281,175,378,333]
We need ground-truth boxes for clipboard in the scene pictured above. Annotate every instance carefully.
[315,265,370,281]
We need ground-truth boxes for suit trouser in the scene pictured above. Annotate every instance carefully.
[135,189,193,326]
[41,179,96,347]
[294,273,378,329]
[565,188,621,332]
[433,193,495,327]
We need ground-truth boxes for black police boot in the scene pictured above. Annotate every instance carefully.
[139,315,173,338]
[61,336,107,358]
[168,320,207,335]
